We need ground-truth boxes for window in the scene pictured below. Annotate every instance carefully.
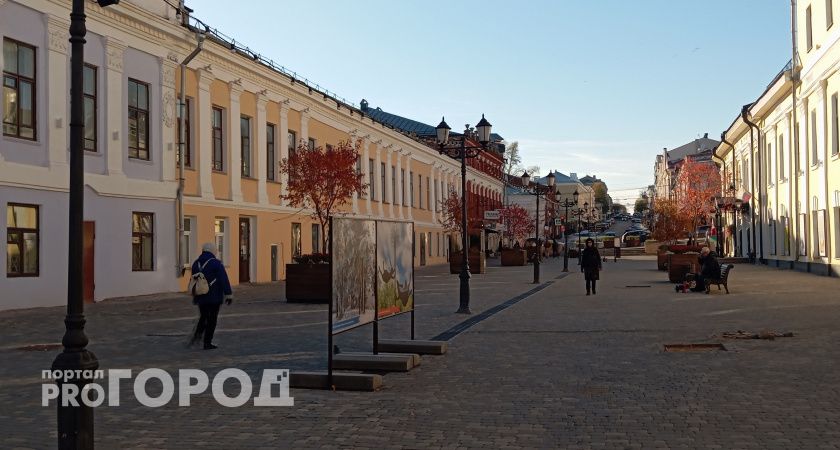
[288,130,297,154]
[428,232,432,257]
[807,5,814,51]
[409,171,414,207]
[427,177,431,210]
[288,130,297,182]
[811,109,819,164]
[240,116,252,177]
[83,64,97,152]
[381,162,387,203]
[212,107,224,171]
[291,222,302,257]
[128,79,150,160]
[369,159,376,201]
[308,138,316,151]
[828,0,834,28]
[214,218,227,264]
[833,93,839,156]
[767,141,773,184]
[769,219,777,255]
[312,224,321,254]
[3,39,36,140]
[355,157,362,198]
[266,123,276,181]
[401,169,406,206]
[778,134,786,179]
[418,174,423,208]
[6,203,38,276]
[132,212,154,271]
[177,98,192,167]
[181,217,196,267]
[392,166,396,205]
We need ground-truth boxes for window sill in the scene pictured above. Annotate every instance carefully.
[213,170,227,175]
[84,150,103,158]
[2,135,40,146]
[832,153,840,161]
[177,165,197,171]
[811,160,824,170]
[128,157,154,165]
[6,273,40,278]
[241,176,258,181]
[267,180,282,185]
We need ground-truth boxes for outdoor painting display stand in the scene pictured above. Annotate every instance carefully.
[291,218,444,392]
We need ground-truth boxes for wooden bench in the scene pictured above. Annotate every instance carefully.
[705,264,733,294]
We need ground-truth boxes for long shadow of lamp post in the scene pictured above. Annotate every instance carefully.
[52,1,120,449]
[519,171,555,283]
[436,115,492,314]
[557,190,579,272]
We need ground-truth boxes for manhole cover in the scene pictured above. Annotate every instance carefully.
[663,343,726,352]
[17,343,63,352]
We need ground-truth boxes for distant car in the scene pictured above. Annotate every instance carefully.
[622,229,650,243]
[695,225,711,238]
[602,231,616,237]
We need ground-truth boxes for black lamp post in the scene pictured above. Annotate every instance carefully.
[52,2,119,449]
[734,198,744,257]
[558,190,579,272]
[520,171,555,283]
[572,206,585,262]
[436,115,492,314]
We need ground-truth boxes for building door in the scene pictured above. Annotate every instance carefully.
[270,244,279,282]
[83,221,95,303]
[239,218,251,283]
[420,233,427,266]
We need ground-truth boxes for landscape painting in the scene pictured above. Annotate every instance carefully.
[331,218,376,334]
[377,221,414,319]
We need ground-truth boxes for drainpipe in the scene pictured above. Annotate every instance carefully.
[176,31,205,276]
[790,0,802,262]
[742,105,764,264]
[720,132,738,257]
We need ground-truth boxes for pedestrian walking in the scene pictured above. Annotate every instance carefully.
[580,238,602,295]
[188,243,232,350]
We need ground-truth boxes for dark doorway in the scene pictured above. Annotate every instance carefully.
[239,217,251,283]
[270,244,278,282]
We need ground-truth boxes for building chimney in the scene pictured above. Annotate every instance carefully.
[360,99,369,112]
[703,132,709,139]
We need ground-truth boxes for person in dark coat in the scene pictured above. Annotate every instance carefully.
[691,247,721,292]
[190,243,233,349]
[580,238,602,295]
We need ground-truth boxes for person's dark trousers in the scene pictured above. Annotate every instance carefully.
[586,279,597,294]
[195,304,221,346]
[691,276,706,292]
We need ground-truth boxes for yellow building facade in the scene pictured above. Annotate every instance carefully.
[716,0,840,276]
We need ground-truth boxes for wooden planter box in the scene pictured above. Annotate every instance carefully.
[285,264,330,303]
[500,249,527,266]
[450,252,486,274]
[667,253,698,283]
[657,252,668,271]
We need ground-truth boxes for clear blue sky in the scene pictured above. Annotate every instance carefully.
[192,0,791,206]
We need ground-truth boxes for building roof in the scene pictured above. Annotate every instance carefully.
[360,99,504,142]
[665,133,720,162]
[537,171,578,185]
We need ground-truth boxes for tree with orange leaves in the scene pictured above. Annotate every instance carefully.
[278,139,367,252]
[674,157,721,234]
[651,197,691,244]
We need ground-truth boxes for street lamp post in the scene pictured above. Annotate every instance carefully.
[520,172,556,284]
[52,1,120,449]
[557,190,579,272]
[572,206,586,264]
[436,115,492,314]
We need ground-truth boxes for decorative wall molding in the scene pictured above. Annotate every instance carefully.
[104,37,126,72]
[45,14,70,54]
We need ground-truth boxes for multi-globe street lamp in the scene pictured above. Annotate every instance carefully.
[557,190,579,272]
[53,1,120,448]
[572,206,586,262]
[519,171,556,284]
[436,115,493,314]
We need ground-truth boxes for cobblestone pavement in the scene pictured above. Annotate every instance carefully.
[3,256,840,448]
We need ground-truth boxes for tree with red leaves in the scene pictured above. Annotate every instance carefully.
[675,157,721,235]
[499,204,533,248]
[278,139,366,253]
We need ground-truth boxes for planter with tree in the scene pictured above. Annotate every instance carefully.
[279,139,366,302]
[498,204,533,266]
[441,188,486,274]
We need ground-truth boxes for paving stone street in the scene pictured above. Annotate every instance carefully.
[3,255,840,448]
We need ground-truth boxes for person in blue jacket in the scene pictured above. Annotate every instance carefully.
[190,243,233,350]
